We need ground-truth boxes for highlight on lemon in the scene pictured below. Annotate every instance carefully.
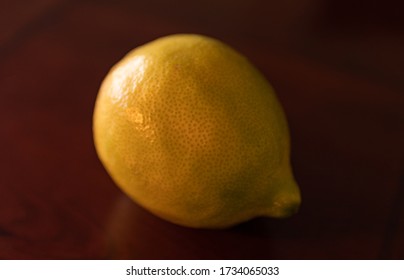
[93,34,301,229]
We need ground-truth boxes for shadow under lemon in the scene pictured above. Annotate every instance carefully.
[104,194,301,259]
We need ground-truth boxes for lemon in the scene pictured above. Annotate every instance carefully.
[93,34,301,228]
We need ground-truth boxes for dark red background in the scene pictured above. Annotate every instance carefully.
[1,0,403,259]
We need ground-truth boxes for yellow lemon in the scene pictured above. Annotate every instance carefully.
[93,34,301,228]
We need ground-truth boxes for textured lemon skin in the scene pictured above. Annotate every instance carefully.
[93,34,301,228]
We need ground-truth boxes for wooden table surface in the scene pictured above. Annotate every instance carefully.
[1,0,403,259]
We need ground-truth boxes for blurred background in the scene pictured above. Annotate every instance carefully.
[0,0,403,259]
